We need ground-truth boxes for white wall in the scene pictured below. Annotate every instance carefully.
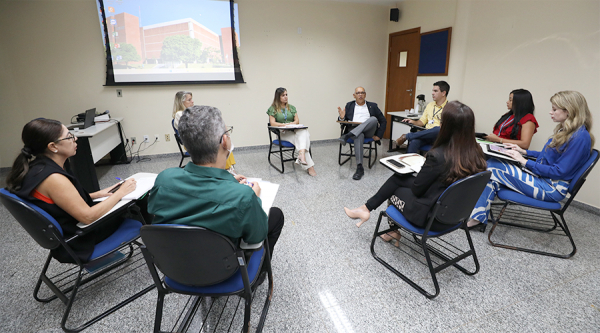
[389,0,600,208]
[0,0,389,166]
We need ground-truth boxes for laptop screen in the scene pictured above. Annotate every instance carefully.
[83,108,96,129]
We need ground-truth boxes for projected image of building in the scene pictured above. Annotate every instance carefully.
[105,13,237,65]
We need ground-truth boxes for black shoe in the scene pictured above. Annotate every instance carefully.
[337,133,351,146]
[252,271,267,291]
[353,164,364,180]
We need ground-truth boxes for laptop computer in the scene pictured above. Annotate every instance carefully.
[67,108,96,130]
[83,108,96,129]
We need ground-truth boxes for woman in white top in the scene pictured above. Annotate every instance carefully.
[172,91,194,129]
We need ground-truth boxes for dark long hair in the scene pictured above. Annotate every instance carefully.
[432,101,487,185]
[6,118,63,192]
[493,89,535,140]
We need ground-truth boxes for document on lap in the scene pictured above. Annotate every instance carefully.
[79,172,158,228]
[282,123,306,128]
[479,142,538,177]
[246,178,279,214]
[380,154,426,174]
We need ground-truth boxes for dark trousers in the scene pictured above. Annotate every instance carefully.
[406,127,440,153]
[366,174,414,211]
[267,207,285,257]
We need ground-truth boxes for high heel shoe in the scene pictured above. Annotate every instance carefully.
[344,206,370,227]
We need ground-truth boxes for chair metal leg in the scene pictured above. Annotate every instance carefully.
[338,143,352,166]
[153,290,166,333]
[370,212,440,298]
[371,212,479,299]
[34,254,65,303]
[488,202,577,258]
[267,143,284,173]
[367,142,377,169]
[176,296,202,333]
[31,245,156,332]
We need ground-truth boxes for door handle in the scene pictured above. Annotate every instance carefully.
[406,89,412,92]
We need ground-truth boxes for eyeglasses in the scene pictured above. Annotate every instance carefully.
[219,126,233,143]
[55,133,76,143]
[355,91,366,95]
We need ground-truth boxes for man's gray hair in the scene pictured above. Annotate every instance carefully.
[178,105,226,165]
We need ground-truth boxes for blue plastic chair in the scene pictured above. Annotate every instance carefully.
[488,149,599,258]
[268,123,312,173]
[172,119,190,168]
[338,123,378,168]
[370,171,491,299]
[140,224,273,333]
[0,188,154,332]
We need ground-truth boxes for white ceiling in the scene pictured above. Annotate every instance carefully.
[276,0,401,5]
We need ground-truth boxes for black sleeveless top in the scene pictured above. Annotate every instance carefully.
[15,156,98,263]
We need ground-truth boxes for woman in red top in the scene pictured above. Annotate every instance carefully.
[484,89,538,149]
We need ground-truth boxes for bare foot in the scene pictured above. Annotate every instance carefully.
[307,167,316,176]
[344,205,370,227]
[467,218,480,228]
[389,230,402,240]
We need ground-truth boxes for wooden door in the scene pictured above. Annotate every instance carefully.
[383,28,421,138]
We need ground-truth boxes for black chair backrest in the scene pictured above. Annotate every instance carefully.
[171,119,184,145]
[568,149,599,195]
[141,224,240,286]
[0,188,63,249]
[433,171,492,225]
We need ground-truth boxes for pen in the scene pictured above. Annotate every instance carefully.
[109,178,125,193]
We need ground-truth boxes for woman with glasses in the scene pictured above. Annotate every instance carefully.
[6,118,139,263]
[344,101,487,243]
[483,89,539,149]
[173,91,237,172]
[267,87,316,176]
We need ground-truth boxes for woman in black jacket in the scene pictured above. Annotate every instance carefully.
[345,101,487,240]
[6,118,138,263]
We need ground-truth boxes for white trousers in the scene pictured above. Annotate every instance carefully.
[279,128,314,169]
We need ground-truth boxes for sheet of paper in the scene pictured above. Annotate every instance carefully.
[122,174,157,200]
[258,181,279,214]
[80,172,158,228]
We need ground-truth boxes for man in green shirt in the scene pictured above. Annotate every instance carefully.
[148,105,284,256]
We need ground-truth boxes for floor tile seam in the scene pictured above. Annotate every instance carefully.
[443,265,600,332]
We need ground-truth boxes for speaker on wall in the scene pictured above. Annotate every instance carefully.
[390,8,400,22]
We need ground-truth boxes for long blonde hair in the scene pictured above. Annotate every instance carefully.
[172,91,192,118]
[270,87,288,113]
[549,91,595,151]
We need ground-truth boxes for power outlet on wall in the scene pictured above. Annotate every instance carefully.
[143,135,149,142]
[165,134,170,142]
[131,137,136,145]
[116,89,122,97]
[154,134,160,142]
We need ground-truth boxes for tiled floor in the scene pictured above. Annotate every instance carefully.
[1,140,599,332]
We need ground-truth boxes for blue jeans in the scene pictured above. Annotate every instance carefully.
[406,127,440,153]
[470,158,569,224]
